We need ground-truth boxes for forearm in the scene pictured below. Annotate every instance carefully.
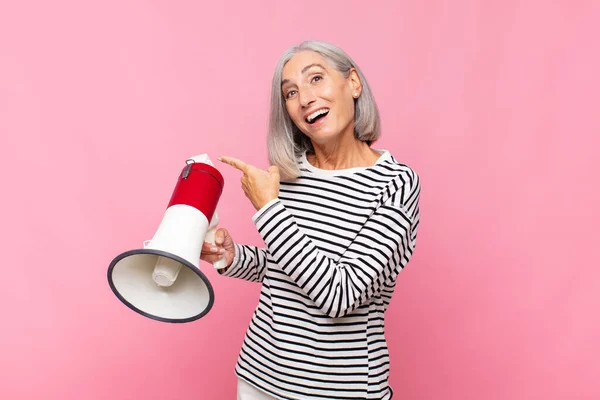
[253,199,414,318]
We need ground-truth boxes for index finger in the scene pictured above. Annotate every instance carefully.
[218,156,249,173]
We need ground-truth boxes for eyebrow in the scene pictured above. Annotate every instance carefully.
[281,63,327,88]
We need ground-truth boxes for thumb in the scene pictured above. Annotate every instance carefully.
[215,228,227,245]
[219,228,234,250]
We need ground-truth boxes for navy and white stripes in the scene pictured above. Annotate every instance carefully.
[222,150,421,400]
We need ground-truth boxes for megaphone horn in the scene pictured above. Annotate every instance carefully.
[107,154,225,323]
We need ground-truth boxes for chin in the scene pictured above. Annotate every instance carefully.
[308,132,342,145]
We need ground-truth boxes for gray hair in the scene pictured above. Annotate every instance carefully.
[267,40,381,180]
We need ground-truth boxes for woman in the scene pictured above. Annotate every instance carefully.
[201,40,421,400]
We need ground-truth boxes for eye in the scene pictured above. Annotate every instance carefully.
[285,90,297,99]
[311,75,323,83]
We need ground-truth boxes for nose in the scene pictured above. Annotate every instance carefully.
[298,87,316,108]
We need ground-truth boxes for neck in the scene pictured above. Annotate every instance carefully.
[308,134,380,170]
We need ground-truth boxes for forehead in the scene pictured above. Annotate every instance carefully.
[281,51,331,80]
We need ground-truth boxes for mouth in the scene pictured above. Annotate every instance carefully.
[305,108,330,124]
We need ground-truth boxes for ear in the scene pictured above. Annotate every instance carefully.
[347,68,362,98]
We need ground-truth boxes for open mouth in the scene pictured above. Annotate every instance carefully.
[306,108,330,124]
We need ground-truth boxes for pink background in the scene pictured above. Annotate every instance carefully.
[1,1,599,399]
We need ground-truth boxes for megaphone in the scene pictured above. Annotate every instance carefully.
[107,154,226,323]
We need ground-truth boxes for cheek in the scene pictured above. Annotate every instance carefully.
[285,102,301,124]
[326,86,354,119]
[339,96,356,121]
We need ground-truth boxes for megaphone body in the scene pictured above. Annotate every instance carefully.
[107,154,226,323]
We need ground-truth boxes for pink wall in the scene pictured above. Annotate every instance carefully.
[1,1,598,399]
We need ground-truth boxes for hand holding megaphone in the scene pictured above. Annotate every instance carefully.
[202,211,229,270]
[201,226,235,269]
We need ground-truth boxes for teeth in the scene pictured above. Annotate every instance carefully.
[307,108,329,123]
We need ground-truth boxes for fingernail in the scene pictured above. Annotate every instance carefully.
[211,247,218,252]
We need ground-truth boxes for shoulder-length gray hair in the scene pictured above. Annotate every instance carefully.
[267,40,381,180]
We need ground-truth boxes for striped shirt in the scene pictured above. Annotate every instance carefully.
[221,149,421,399]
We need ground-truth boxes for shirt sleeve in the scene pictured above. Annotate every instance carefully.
[251,172,421,318]
[217,243,268,282]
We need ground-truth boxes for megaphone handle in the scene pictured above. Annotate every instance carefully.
[212,255,228,270]
[205,227,228,270]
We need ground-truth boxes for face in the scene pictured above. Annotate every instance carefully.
[281,51,361,145]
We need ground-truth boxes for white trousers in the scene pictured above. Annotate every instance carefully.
[237,378,278,400]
